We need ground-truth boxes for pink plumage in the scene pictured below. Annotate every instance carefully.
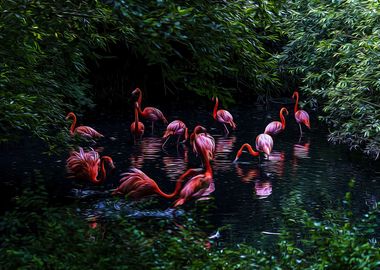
[66,112,104,139]
[255,134,273,156]
[212,97,236,134]
[67,148,100,182]
[295,110,310,129]
[163,120,186,138]
[264,107,289,136]
[192,132,215,161]
[174,174,214,207]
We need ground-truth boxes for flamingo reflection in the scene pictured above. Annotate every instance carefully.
[235,164,260,183]
[261,151,286,177]
[163,147,189,182]
[254,180,272,199]
[213,135,236,172]
[293,141,310,159]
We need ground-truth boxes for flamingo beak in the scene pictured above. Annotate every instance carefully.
[233,157,239,163]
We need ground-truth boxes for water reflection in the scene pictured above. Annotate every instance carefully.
[254,180,272,199]
[214,135,236,172]
[261,151,286,177]
[235,164,260,183]
[293,141,310,159]
[163,146,189,181]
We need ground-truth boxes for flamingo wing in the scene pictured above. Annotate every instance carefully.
[256,134,273,156]
[216,110,236,129]
[295,110,310,129]
[143,107,168,123]
[75,126,104,138]
[264,121,283,135]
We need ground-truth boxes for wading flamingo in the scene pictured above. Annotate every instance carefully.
[233,134,273,162]
[132,88,168,134]
[212,97,236,134]
[66,147,114,184]
[174,147,214,207]
[162,120,188,149]
[264,107,289,136]
[292,91,310,137]
[112,167,202,200]
[130,102,145,143]
[66,112,103,139]
[190,125,215,162]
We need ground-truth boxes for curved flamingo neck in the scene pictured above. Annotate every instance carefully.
[213,98,219,119]
[92,157,107,184]
[279,108,287,129]
[154,173,187,199]
[69,114,77,135]
[134,103,139,132]
[293,92,299,112]
[237,143,259,158]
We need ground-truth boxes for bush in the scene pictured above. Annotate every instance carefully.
[279,0,380,158]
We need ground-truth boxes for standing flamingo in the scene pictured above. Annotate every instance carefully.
[212,97,236,134]
[130,102,145,143]
[174,146,214,207]
[233,134,273,162]
[112,167,202,200]
[66,112,103,139]
[292,91,311,137]
[264,107,289,135]
[190,125,215,162]
[162,120,188,149]
[66,147,114,184]
[132,88,168,134]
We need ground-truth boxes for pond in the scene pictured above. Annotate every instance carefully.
[1,103,379,246]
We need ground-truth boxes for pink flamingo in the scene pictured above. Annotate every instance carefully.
[212,97,236,134]
[130,102,145,143]
[174,147,214,207]
[66,147,114,184]
[112,167,202,200]
[162,120,188,149]
[190,125,215,162]
[292,91,311,137]
[264,107,289,135]
[233,134,273,162]
[132,88,168,134]
[66,112,103,139]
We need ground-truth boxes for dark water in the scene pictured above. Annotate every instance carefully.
[1,104,380,245]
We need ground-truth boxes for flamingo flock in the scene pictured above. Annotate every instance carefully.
[66,89,311,208]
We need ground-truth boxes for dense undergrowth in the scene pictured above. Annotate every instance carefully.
[280,0,380,158]
[1,175,378,269]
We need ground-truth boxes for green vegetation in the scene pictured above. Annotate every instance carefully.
[279,0,380,158]
[1,175,378,269]
[0,0,281,147]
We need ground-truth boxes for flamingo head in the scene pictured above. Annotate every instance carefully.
[292,91,299,100]
[281,107,289,116]
[65,112,75,120]
[212,96,218,102]
[132,88,141,96]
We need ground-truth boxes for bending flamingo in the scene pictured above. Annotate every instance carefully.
[66,147,115,184]
[112,167,202,200]
[292,91,310,137]
[233,134,273,162]
[174,146,214,207]
[264,107,289,135]
[66,112,104,139]
[190,125,215,162]
[162,120,188,149]
[212,97,236,134]
[130,102,145,143]
[132,88,168,134]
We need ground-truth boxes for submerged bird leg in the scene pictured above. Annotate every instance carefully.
[151,121,154,135]
[223,124,229,135]
[176,136,181,151]
[299,123,303,138]
[162,136,171,149]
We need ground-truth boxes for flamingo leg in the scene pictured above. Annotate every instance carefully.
[162,136,170,149]
[299,123,303,137]
[176,135,180,151]
[223,124,229,135]
[151,121,154,135]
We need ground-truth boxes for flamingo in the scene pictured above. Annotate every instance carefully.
[66,112,103,139]
[132,88,168,134]
[255,181,272,199]
[174,147,214,207]
[292,91,311,137]
[66,147,114,184]
[162,120,188,149]
[130,102,145,143]
[190,125,215,162]
[233,134,273,162]
[112,167,202,200]
[212,97,236,134]
[264,107,289,135]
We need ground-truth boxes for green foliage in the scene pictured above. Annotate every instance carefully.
[279,0,380,158]
[112,0,282,101]
[1,175,379,269]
